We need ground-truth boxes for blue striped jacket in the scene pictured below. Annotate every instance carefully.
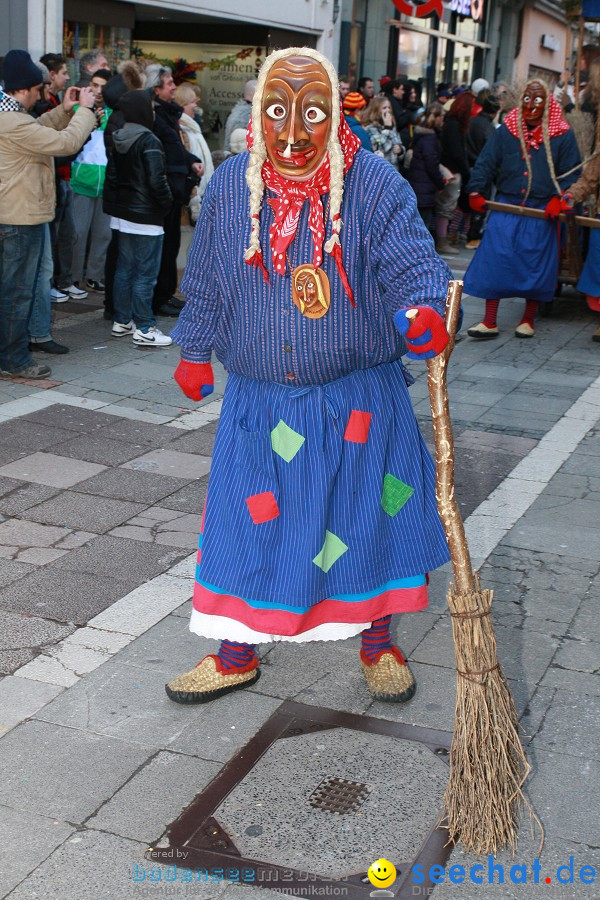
[172,148,451,386]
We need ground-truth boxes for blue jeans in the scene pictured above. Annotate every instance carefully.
[29,223,53,343]
[113,231,163,330]
[0,223,43,372]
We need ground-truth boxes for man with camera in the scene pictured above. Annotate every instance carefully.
[0,49,96,378]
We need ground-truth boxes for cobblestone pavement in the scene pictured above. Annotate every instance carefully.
[0,252,599,898]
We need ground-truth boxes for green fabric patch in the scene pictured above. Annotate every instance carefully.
[312,530,348,573]
[381,473,414,516]
[271,419,305,462]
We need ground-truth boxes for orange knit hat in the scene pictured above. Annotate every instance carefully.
[342,91,367,113]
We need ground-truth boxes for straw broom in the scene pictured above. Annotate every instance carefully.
[410,280,541,855]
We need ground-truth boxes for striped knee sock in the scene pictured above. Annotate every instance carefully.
[217,639,257,671]
[361,616,393,662]
[483,299,500,328]
[519,299,539,328]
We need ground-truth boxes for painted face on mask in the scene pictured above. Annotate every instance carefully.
[261,56,332,179]
[522,82,546,127]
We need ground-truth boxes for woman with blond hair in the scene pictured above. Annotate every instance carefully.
[363,96,404,167]
[174,83,214,222]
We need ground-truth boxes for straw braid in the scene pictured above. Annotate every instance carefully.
[244,47,343,263]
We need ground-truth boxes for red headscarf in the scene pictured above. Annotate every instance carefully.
[504,94,570,151]
[245,105,361,305]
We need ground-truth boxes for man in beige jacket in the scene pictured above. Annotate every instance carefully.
[0,49,96,378]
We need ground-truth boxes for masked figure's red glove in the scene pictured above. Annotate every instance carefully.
[544,195,572,221]
[394,306,449,360]
[174,360,214,400]
[469,192,487,214]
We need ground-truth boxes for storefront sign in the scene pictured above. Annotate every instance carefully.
[446,0,485,22]
[392,0,443,17]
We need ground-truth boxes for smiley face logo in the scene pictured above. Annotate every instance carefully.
[367,858,397,889]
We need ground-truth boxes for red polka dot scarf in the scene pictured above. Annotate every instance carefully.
[504,94,570,151]
[245,106,361,305]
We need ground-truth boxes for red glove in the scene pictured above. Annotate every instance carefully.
[469,192,487,214]
[174,360,214,401]
[394,306,449,360]
[561,192,575,211]
[544,195,571,221]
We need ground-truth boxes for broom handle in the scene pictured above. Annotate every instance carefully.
[425,281,476,594]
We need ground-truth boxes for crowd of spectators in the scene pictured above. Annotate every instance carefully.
[0,45,552,380]
[0,47,215,378]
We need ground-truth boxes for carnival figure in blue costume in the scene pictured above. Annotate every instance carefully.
[465,79,580,340]
[166,47,452,705]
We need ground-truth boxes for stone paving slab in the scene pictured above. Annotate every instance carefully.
[72,468,191,504]
[46,534,185,583]
[122,448,212,480]
[25,492,147,534]
[0,419,80,452]
[0,609,74,674]
[51,433,151,466]
[0,676,63,735]
[5,828,147,900]
[0,452,106,489]
[88,750,222,844]
[0,719,152,822]
[158,475,209,514]
[36,659,199,751]
[0,805,74,898]
[0,567,139,626]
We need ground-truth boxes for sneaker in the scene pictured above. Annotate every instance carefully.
[85,279,105,293]
[0,363,52,379]
[465,239,481,250]
[62,284,88,299]
[50,287,69,302]
[132,326,173,347]
[111,320,135,337]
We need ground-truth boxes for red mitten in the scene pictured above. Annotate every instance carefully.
[544,195,563,221]
[469,192,487,214]
[174,360,214,401]
[394,306,449,359]
[561,192,575,211]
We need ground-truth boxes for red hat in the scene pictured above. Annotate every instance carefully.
[379,76,392,89]
[342,91,367,113]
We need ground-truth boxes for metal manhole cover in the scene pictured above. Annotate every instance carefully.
[309,775,370,813]
[153,700,453,899]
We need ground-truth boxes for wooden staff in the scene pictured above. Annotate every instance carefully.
[486,199,600,228]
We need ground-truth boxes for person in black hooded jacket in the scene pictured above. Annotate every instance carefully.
[145,65,203,317]
[103,90,174,348]
[102,60,145,319]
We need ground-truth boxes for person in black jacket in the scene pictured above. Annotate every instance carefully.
[435,90,474,256]
[101,61,145,320]
[406,103,445,232]
[145,65,203,317]
[103,90,174,348]
[465,93,499,248]
[382,79,412,151]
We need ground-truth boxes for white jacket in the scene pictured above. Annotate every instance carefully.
[179,113,214,222]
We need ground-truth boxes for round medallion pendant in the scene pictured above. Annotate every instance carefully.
[291,265,330,319]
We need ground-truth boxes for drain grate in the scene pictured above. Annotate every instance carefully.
[308,775,370,813]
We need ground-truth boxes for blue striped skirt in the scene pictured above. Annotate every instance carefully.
[464,198,559,302]
[197,361,449,618]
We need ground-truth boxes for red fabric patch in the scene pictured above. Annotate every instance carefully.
[246,492,280,524]
[344,410,372,443]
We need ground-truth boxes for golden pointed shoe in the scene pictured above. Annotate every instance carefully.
[165,654,260,704]
[360,646,416,703]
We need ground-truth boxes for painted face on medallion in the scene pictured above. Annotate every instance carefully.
[522,82,546,127]
[262,56,332,179]
[292,265,330,318]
